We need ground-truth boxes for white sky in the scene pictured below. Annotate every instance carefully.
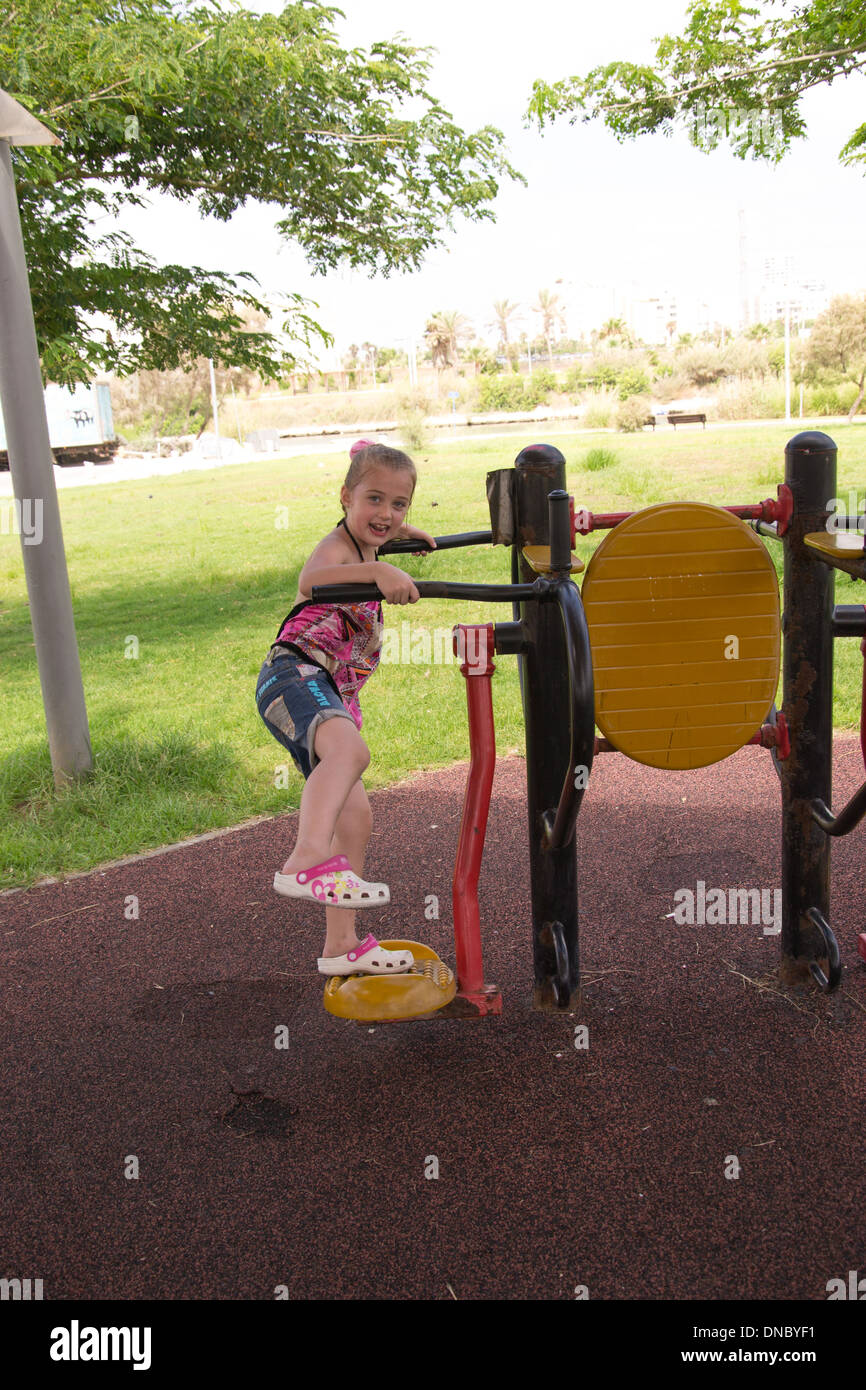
[113,0,866,362]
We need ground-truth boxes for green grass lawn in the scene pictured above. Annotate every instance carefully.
[2,420,865,889]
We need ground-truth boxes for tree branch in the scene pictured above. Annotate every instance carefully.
[295,130,407,144]
[596,44,866,115]
[45,77,144,118]
[44,36,214,117]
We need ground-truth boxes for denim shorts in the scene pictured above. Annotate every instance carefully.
[255,644,354,779]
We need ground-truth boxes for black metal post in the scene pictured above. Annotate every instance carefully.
[513,445,580,1009]
[548,488,572,573]
[780,431,836,982]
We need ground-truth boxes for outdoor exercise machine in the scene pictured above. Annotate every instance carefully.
[312,431,866,1022]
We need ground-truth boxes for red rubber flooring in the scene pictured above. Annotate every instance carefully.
[1,738,864,1301]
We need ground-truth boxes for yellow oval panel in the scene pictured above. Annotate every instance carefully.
[581,502,781,769]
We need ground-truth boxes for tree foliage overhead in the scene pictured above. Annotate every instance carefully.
[528,0,866,164]
[2,0,520,385]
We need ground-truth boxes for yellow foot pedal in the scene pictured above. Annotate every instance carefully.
[323,940,456,1022]
[803,530,866,578]
[521,544,584,575]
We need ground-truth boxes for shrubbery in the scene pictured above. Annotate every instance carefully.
[806,382,859,415]
[617,368,650,401]
[395,389,434,450]
[119,408,205,445]
[616,395,653,432]
[713,383,786,419]
[529,368,557,393]
[476,374,550,412]
[594,364,619,387]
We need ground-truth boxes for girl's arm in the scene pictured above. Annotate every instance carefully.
[396,522,437,549]
[298,533,374,595]
[299,559,378,593]
[298,532,418,603]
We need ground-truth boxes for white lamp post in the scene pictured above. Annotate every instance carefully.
[0,89,92,787]
[407,338,417,389]
[784,289,792,423]
[208,357,221,457]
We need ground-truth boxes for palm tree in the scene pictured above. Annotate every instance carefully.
[424,310,472,375]
[599,316,634,349]
[465,344,488,376]
[533,289,565,365]
[424,315,452,373]
[491,298,520,354]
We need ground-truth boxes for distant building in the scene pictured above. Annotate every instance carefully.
[555,282,621,342]
[627,292,715,344]
[630,294,678,346]
[751,254,828,326]
[737,236,829,329]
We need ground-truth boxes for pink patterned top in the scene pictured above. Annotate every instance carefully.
[273,519,383,730]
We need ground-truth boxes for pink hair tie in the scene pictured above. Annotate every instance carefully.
[349,438,375,458]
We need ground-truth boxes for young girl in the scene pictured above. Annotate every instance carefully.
[255,441,437,979]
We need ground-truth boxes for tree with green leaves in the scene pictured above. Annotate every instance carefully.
[808,294,866,419]
[528,0,866,166]
[3,0,520,386]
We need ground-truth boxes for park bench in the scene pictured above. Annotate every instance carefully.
[643,416,657,429]
[668,411,706,429]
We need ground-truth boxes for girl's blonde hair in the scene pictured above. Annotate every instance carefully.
[341,441,417,514]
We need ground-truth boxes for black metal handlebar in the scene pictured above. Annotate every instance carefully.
[310,577,553,604]
[378,530,492,555]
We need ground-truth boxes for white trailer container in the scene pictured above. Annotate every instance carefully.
[1,381,117,466]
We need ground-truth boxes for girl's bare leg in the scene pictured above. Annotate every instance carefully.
[281,716,369,876]
[320,780,373,958]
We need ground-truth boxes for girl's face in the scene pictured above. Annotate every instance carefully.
[341,466,414,547]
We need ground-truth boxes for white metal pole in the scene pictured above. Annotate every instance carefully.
[0,140,92,786]
[0,148,92,795]
[230,378,242,444]
[208,357,221,456]
[784,295,791,423]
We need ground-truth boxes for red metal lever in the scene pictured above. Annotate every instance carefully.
[451,624,502,1016]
